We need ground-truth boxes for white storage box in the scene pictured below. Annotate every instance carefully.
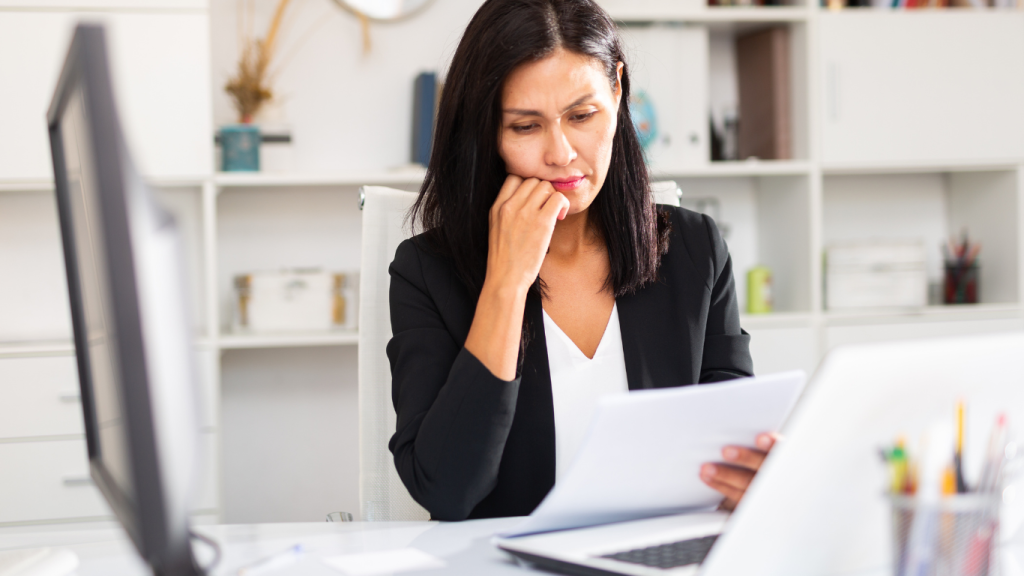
[234,269,358,333]
[826,241,927,310]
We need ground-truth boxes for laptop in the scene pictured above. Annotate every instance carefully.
[496,332,1024,576]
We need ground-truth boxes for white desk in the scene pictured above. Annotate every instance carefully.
[0,518,528,576]
[3,519,1023,576]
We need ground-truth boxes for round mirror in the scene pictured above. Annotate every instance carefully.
[331,0,434,21]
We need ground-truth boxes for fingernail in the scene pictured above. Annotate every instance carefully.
[757,435,772,450]
[723,447,739,461]
[701,464,717,480]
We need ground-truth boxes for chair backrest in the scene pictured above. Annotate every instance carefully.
[358,185,430,522]
[652,180,682,207]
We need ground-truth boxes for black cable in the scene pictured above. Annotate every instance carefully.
[189,529,222,574]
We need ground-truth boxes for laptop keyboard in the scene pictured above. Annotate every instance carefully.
[599,534,719,570]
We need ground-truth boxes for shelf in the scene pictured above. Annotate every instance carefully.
[823,303,1022,327]
[605,4,809,24]
[0,180,54,194]
[0,176,207,194]
[652,160,812,179]
[213,169,426,189]
[0,341,74,358]
[217,330,359,350]
[740,312,815,330]
[822,159,1022,176]
[817,6,1024,13]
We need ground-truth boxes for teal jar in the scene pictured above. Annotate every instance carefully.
[220,124,260,172]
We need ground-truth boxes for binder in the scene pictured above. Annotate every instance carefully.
[735,27,792,160]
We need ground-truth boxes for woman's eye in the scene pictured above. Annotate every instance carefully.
[571,111,597,122]
[511,124,538,133]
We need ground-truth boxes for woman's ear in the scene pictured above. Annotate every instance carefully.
[614,62,624,108]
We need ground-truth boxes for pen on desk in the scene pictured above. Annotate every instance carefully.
[890,439,907,495]
[237,544,304,576]
[978,414,1008,494]
[955,401,967,494]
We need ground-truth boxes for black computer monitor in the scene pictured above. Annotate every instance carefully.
[47,23,205,576]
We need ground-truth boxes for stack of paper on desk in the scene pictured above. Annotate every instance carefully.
[502,371,807,537]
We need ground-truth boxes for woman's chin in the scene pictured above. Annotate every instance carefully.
[559,187,597,214]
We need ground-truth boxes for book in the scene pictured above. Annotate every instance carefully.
[735,27,792,161]
[411,71,437,166]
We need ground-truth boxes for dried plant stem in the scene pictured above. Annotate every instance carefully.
[358,12,371,54]
[225,0,293,123]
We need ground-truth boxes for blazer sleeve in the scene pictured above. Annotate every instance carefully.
[386,239,521,521]
[699,214,754,382]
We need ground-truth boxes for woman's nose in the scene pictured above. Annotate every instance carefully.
[544,124,577,167]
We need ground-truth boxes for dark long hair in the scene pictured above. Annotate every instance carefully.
[412,0,669,299]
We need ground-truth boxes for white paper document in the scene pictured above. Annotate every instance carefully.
[502,371,806,537]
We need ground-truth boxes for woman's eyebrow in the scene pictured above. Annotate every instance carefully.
[503,93,595,117]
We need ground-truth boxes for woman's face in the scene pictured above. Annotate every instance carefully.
[498,49,623,216]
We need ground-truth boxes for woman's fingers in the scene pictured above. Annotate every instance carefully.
[702,463,755,492]
[540,190,570,222]
[492,175,523,211]
[756,432,780,451]
[721,446,767,471]
[503,177,542,213]
[490,176,532,226]
[700,464,747,503]
[524,179,555,211]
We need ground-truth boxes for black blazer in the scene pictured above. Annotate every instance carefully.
[386,206,753,521]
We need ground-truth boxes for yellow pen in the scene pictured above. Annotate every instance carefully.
[891,438,907,494]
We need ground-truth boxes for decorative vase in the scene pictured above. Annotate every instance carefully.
[220,124,260,172]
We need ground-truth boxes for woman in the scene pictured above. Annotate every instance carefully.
[387,0,769,522]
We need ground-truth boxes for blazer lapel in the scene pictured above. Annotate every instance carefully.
[520,290,556,485]
[617,280,692,390]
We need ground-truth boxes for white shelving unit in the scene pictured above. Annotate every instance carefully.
[2,0,1023,525]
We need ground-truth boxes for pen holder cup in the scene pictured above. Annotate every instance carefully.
[944,261,980,304]
[890,494,1001,576]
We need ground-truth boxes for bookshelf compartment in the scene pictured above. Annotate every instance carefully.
[0,192,72,343]
[220,346,360,523]
[622,23,710,172]
[676,174,813,314]
[708,21,809,163]
[822,170,1021,308]
[216,185,371,335]
[819,12,1024,166]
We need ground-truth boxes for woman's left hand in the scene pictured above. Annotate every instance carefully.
[699,432,779,511]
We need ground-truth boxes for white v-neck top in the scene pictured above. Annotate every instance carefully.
[542,303,629,482]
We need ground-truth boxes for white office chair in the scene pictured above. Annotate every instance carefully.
[358,185,431,522]
[652,180,682,207]
[356,182,678,522]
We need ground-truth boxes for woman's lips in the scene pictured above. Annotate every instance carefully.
[551,176,585,192]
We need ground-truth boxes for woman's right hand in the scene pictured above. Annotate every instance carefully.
[486,175,570,292]
[463,176,569,381]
